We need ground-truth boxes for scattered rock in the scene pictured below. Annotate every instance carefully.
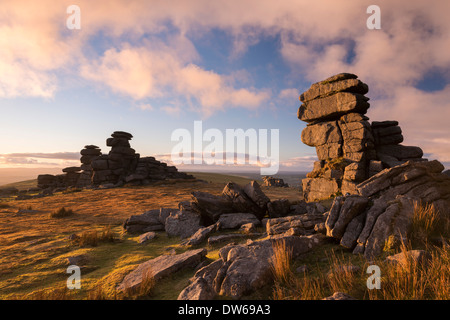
[385,250,432,268]
[182,224,218,246]
[266,214,325,236]
[177,277,216,300]
[208,234,249,246]
[67,254,88,266]
[217,213,260,230]
[123,209,166,234]
[240,223,257,234]
[138,232,157,244]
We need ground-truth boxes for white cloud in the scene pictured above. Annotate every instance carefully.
[81,40,270,116]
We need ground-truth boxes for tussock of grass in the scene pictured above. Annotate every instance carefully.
[49,207,75,219]
[271,240,293,284]
[73,226,116,247]
[368,242,449,300]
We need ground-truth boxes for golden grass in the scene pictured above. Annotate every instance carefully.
[368,242,449,300]
[411,202,440,242]
[270,240,293,284]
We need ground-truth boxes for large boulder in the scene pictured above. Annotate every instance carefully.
[243,181,270,210]
[123,209,167,234]
[191,191,234,223]
[117,248,207,293]
[298,92,370,123]
[300,75,368,103]
[222,182,265,219]
[217,213,260,230]
[179,234,323,300]
[165,209,202,239]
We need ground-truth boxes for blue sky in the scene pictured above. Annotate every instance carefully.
[1,0,449,172]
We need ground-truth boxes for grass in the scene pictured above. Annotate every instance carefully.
[49,207,75,218]
[270,237,450,300]
[410,201,448,245]
[72,226,116,247]
[1,172,447,300]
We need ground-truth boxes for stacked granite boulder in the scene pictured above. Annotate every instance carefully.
[90,131,139,186]
[372,121,424,167]
[35,131,194,192]
[299,73,375,201]
[78,145,101,186]
[299,73,425,202]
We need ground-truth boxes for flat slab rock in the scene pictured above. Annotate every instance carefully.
[117,248,207,293]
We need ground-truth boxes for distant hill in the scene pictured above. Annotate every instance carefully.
[0,167,62,187]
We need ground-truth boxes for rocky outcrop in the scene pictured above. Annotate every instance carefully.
[36,131,194,192]
[299,73,425,202]
[191,181,286,223]
[323,160,450,258]
[178,234,324,300]
[262,176,289,187]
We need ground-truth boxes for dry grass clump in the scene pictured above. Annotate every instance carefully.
[410,202,441,243]
[271,240,327,300]
[20,286,72,300]
[72,226,116,247]
[271,240,293,284]
[368,242,449,300]
[123,268,156,299]
[49,207,75,218]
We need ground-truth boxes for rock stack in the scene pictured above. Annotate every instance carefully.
[372,121,424,167]
[62,166,82,186]
[90,131,139,186]
[36,131,194,192]
[298,73,425,202]
[78,145,102,186]
[299,73,375,201]
[262,176,289,187]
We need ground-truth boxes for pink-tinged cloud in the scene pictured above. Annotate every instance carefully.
[81,42,270,116]
[2,0,450,163]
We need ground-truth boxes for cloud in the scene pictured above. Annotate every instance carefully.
[0,152,80,160]
[3,0,450,162]
[81,40,270,116]
[279,155,317,172]
[278,88,299,101]
[0,152,80,167]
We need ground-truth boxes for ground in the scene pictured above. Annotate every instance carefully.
[0,172,447,300]
[0,172,302,299]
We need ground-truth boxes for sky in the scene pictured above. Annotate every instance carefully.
[1,0,450,174]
